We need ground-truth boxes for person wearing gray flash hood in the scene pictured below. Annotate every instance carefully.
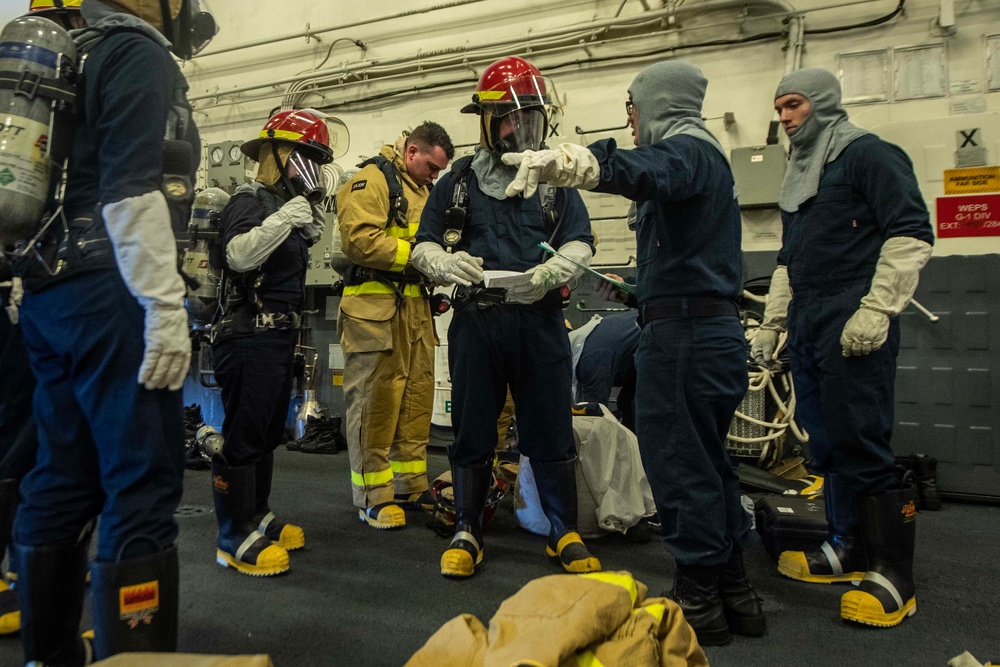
[752,68,933,629]
[505,60,764,647]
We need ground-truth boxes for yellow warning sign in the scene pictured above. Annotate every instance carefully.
[332,369,343,386]
[944,166,1000,195]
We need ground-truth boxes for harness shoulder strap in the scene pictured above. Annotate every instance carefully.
[442,155,475,252]
[358,154,408,227]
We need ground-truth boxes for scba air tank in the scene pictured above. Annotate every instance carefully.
[183,187,230,329]
[0,16,77,244]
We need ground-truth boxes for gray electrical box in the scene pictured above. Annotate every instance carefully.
[730,144,787,209]
[305,211,342,287]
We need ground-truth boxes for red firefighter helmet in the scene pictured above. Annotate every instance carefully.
[240,109,337,164]
[461,56,561,155]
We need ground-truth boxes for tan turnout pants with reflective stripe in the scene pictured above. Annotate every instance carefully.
[339,294,435,508]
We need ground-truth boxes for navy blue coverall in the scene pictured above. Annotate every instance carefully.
[574,311,640,431]
[417,173,594,468]
[16,30,195,560]
[588,135,751,567]
[212,189,308,467]
[779,135,934,521]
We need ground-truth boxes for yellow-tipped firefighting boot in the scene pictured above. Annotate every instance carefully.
[359,503,406,529]
[255,452,305,550]
[779,473,867,584]
[440,462,492,578]
[532,458,601,574]
[841,482,918,627]
[212,462,289,576]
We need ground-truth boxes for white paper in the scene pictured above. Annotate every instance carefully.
[483,270,532,289]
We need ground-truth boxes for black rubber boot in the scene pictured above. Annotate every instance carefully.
[718,549,767,637]
[0,478,19,636]
[669,564,731,647]
[16,540,93,666]
[440,462,492,579]
[531,458,601,574]
[254,452,305,550]
[90,545,179,659]
[910,454,942,511]
[841,482,918,627]
[778,472,867,583]
[212,461,289,577]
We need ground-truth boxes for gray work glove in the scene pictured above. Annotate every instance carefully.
[411,242,485,287]
[506,240,592,304]
[103,191,190,391]
[751,265,791,366]
[502,143,601,198]
[840,236,933,356]
[227,195,313,272]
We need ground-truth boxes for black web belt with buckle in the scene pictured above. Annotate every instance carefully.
[637,298,739,328]
[253,311,301,330]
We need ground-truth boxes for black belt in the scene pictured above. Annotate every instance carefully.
[454,286,507,308]
[637,298,738,328]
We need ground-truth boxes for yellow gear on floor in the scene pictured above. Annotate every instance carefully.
[777,550,864,583]
[359,503,406,529]
[546,532,602,574]
[216,543,289,577]
[405,571,707,667]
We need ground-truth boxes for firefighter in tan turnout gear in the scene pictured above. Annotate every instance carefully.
[336,122,455,529]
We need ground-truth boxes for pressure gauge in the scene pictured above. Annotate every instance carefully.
[210,146,225,165]
[228,143,243,163]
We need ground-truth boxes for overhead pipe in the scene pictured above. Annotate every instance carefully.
[191,0,489,59]
[190,0,797,105]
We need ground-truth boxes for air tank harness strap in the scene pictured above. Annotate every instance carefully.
[342,264,431,306]
[0,69,77,105]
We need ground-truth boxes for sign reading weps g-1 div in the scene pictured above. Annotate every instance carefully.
[936,194,1000,238]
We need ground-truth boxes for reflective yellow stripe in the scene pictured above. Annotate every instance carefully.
[390,460,427,474]
[391,238,410,273]
[351,468,393,488]
[582,571,639,606]
[343,282,422,297]
[477,90,508,101]
[639,603,666,623]
[260,129,304,142]
[576,651,604,667]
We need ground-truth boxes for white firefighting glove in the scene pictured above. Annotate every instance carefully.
[502,143,601,198]
[5,277,23,325]
[411,242,485,287]
[103,191,190,391]
[299,201,326,244]
[841,236,933,357]
[751,265,792,366]
[226,195,313,272]
[506,240,592,304]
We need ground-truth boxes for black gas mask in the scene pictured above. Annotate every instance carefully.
[160,0,217,59]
